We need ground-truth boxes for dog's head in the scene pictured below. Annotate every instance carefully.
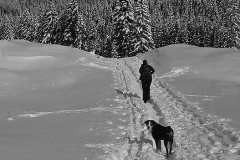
[144,120,157,131]
[165,126,172,132]
[165,126,174,138]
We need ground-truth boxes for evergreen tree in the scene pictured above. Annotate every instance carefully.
[53,0,86,48]
[31,16,39,42]
[166,2,177,44]
[41,1,58,44]
[175,12,189,45]
[214,26,232,48]
[202,16,216,47]
[85,19,96,51]
[190,17,203,47]
[0,15,15,40]
[152,25,164,48]
[76,10,87,50]
[195,1,212,47]
[18,9,37,42]
[36,8,47,43]
[234,12,240,49]
[150,1,164,48]
[214,0,238,48]
[198,25,205,47]
[112,0,136,57]
[12,15,20,39]
[175,20,183,44]
[133,0,155,54]
[96,35,113,57]
[95,6,114,57]
[231,0,240,49]
[187,23,196,46]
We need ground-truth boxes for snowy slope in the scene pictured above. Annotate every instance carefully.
[138,45,240,159]
[106,55,240,159]
[1,40,240,160]
[0,40,130,160]
[141,44,240,130]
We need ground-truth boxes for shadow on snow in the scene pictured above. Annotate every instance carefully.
[115,89,140,99]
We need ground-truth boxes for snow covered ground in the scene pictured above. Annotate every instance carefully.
[140,45,240,159]
[0,40,128,160]
[0,40,240,160]
[141,44,240,130]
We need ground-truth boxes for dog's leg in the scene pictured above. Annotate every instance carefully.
[169,139,173,154]
[158,140,161,152]
[154,139,159,152]
[164,140,169,157]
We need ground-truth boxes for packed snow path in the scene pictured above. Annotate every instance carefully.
[103,57,240,160]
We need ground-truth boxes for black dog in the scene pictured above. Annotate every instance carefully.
[144,120,174,157]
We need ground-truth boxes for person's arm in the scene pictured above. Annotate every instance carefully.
[150,66,155,74]
[139,66,143,75]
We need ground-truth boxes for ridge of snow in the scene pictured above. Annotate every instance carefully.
[158,66,193,79]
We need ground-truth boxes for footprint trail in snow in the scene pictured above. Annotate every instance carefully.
[101,57,240,160]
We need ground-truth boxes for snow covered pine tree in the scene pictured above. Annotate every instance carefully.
[112,0,136,57]
[133,0,155,54]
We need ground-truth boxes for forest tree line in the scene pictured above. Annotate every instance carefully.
[0,0,240,57]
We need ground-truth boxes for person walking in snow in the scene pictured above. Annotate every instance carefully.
[139,60,155,103]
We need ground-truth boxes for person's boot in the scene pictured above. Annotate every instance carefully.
[147,89,151,101]
[143,95,148,103]
[143,94,149,103]
[148,94,151,101]
[143,94,147,103]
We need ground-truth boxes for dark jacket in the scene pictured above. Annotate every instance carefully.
[139,64,155,82]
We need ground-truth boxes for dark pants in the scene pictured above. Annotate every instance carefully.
[141,79,152,103]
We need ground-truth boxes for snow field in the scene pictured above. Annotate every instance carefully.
[0,40,139,160]
[108,56,240,160]
[2,40,240,160]
[151,76,240,159]
[102,58,167,159]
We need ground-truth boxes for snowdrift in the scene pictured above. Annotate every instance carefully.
[0,40,126,160]
[141,44,240,130]
[2,40,240,160]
